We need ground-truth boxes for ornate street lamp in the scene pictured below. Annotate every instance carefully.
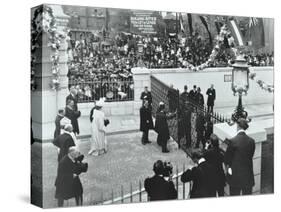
[230,55,251,123]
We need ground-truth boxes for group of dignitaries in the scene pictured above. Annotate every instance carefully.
[145,118,256,200]
[52,87,87,207]
[139,83,216,152]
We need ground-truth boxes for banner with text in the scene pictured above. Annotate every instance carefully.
[130,11,157,35]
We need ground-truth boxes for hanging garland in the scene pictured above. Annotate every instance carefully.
[31,5,68,91]
[184,24,232,71]
[249,73,274,93]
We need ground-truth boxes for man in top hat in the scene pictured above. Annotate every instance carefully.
[224,118,255,196]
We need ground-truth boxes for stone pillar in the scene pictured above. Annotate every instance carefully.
[131,67,151,115]
[213,122,267,194]
[31,5,69,141]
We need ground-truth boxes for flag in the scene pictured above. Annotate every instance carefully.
[227,18,244,46]
[246,17,265,49]
[199,15,212,45]
[179,13,185,33]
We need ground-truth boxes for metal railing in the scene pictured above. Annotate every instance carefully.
[101,164,191,205]
[150,74,230,151]
[68,78,134,103]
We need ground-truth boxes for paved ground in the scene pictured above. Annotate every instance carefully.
[32,131,192,208]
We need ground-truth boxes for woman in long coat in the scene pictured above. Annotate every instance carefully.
[88,101,107,156]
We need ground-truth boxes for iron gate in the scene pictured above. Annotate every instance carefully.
[151,75,230,153]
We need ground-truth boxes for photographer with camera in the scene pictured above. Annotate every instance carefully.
[144,160,177,201]
[181,150,217,198]
[204,134,226,196]
[55,147,88,207]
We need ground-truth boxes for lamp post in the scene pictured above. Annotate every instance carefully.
[230,55,251,123]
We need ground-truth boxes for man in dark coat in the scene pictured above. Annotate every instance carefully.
[53,124,75,162]
[180,85,189,105]
[196,111,206,148]
[167,84,178,112]
[204,134,226,196]
[189,85,197,103]
[224,118,256,196]
[155,102,176,153]
[181,150,217,198]
[140,100,154,145]
[55,147,84,207]
[140,86,152,108]
[179,103,192,148]
[66,86,79,112]
[196,87,204,108]
[206,84,216,113]
[65,99,81,135]
[54,109,65,139]
[144,160,177,201]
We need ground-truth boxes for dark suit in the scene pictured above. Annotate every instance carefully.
[55,155,83,206]
[65,106,81,135]
[189,89,197,103]
[53,133,75,162]
[144,175,177,201]
[180,91,189,105]
[167,88,179,112]
[155,110,175,152]
[54,115,63,139]
[181,160,217,198]
[204,147,226,196]
[206,88,216,113]
[140,106,154,143]
[179,105,192,148]
[224,131,256,195]
[196,93,204,107]
[196,113,206,148]
[66,94,78,111]
[140,91,152,106]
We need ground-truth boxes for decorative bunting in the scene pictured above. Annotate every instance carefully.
[249,73,274,93]
[31,5,68,91]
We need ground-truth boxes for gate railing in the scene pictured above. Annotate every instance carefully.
[151,75,230,150]
[101,164,191,205]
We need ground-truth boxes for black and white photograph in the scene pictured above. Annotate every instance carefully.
[29,1,274,209]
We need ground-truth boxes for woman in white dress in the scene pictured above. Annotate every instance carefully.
[88,99,107,156]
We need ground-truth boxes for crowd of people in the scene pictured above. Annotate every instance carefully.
[66,30,273,104]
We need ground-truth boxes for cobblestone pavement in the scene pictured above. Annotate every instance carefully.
[32,131,192,208]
